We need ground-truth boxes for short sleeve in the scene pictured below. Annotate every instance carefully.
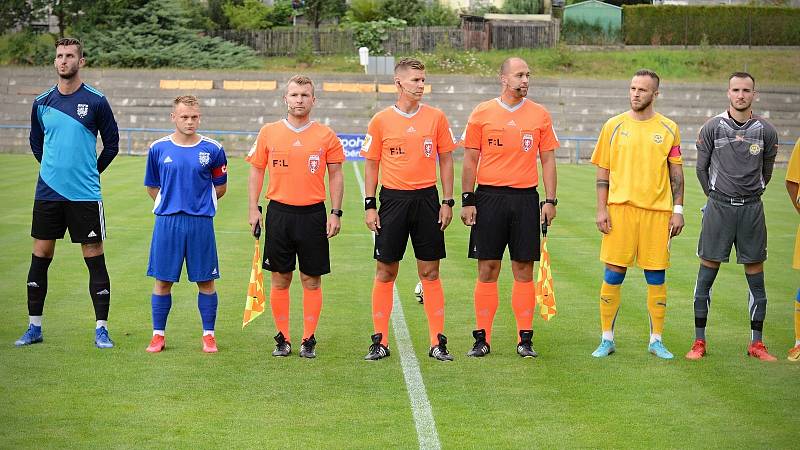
[144,145,160,187]
[245,127,269,169]
[539,112,559,152]
[326,129,345,163]
[590,121,612,169]
[668,124,683,165]
[436,111,456,154]
[211,147,228,185]
[787,139,800,184]
[463,109,483,151]
[360,116,382,160]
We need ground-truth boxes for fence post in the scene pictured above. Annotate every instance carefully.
[127,129,132,155]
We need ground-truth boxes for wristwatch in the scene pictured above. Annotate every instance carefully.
[544,198,558,206]
[441,199,455,207]
[330,208,343,217]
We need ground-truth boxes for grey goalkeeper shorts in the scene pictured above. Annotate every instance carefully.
[697,191,767,264]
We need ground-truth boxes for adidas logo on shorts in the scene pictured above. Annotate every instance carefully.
[87,231,97,238]
[212,268,218,275]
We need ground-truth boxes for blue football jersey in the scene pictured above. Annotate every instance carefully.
[30,83,119,201]
[144,135,228,217]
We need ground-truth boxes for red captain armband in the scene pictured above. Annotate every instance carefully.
[211,164,228,178]
[668,146,681,158]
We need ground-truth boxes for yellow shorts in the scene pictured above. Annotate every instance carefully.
[793,224,800,270]
[600,204,671,270]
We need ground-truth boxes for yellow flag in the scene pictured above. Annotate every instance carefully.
[536,234,557,321]
[243,239,266,328]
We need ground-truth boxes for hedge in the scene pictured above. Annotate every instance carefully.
[622,5,800,46]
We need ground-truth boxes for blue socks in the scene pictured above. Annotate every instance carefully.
[151,294,172,331]
[198,292,218,332]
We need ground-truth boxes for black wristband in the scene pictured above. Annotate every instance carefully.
[365,197,377,210]
[461,192,476,207]
[330,208,343,217]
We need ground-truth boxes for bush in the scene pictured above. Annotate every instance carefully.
[223,0,274,30]
[78,0,261,68]
[345,0,385,23]
[348,17,406,55]
[417,3,460,27]
[623,5,800,45]
[0,31,55,65]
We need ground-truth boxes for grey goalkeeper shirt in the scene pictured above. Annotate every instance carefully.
[695,111,778,197]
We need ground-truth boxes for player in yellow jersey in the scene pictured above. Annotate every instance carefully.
[787,138,800,361]
[590,69,684,359]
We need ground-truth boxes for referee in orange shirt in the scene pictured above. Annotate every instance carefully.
[361,57,458,361]
[461,57,559,358]
[246,75,345,358]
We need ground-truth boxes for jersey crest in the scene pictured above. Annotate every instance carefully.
[653,134,664,144]
[522,133,533,152]
[749,144,761,155]
[77,104,88,118]
[198,152,210,166]
[308,153,320,173]
[423,137,433,158]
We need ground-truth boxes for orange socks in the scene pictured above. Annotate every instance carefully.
[422,279,445,346]
[474,281,499,343]
[372,279,394,346]
[511,280,535,334]
[302,287,322,340]
[270,287,291,342]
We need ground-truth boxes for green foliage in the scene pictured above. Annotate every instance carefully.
[77,0,261,68]
[416,2,461,27]
[223,0,275,30]
[561,19,621,45]
[295,34,315,66]
[379,0,422,25]
[0,31,54,65]
[349,17,406,55]
[501,0,541,14]
[623,5,800,45]
[303,0,347,28]
[208,0,235,29]
[0,0,41,32]
[181,0,217,30]
[346,0,385,22]
[268,0,295,27]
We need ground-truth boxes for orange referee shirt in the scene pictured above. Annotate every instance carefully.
[360,104,457,190]
[463,98,559,188]
[246,119,344,206]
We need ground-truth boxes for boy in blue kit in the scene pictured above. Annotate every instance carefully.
[144,95,228,353]
[16,38,120,349]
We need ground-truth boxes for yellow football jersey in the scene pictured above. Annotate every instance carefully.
[591,112,682,212]
[787,138,800,269]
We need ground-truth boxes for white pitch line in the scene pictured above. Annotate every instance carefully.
[352,161,441,450]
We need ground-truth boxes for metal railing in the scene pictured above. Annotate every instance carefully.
[1,124,796,165]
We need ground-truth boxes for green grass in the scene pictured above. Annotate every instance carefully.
[262,48,800,85]
[0,155,797,448]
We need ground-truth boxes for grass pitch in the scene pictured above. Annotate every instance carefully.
[0,154,797,448]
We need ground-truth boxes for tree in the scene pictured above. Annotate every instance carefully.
[302,0,346,51]
[378,0,422,25]
[0,0,42,33]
